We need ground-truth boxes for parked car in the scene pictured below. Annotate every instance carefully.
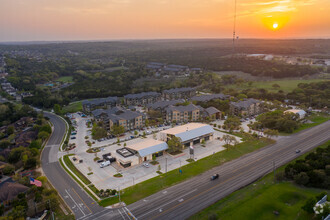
[70,136,76,140]
[143,163,149,168]
[100,160,111,168]
[210,174,219,180]
[72,157,77,161]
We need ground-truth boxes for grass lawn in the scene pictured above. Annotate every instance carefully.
[60,155,99,201]
[57,76,74,83]
[280,113,330,136]
[62,101,82,114]
[190,140,330,220]
[98,135,274,207]
[225,79,328,93]
[62,155,91,185]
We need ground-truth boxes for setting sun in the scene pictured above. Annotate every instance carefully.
[273,23,279,29]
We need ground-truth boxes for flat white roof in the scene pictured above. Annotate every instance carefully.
[161,123,208,135]
[284,109,306,114]
[161,123,214,143]
[126,139,168,157]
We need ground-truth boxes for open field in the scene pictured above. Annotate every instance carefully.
[98,135,274,207]
[57,76,74,83]
[191,141,330,220]
[62,101,82,114]
[225,79,329,93]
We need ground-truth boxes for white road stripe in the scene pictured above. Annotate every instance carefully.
[118,208,126,220]
[137,189,197,218]
[65,189,86,217]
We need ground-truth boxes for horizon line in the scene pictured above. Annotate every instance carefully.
[0,37,329,45]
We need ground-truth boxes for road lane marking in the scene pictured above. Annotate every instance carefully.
[72,188,93,214]
[138,189,197,218]
[122,207,131,219]
[82,209,112,220]
[65,189,86,217]
[124,206,137,220]
[149,128,330,220]
[118,208,126,220]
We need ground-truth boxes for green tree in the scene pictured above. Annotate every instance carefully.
[111,124,125,137]
[302,197,317,214]
[53,104,62,115]
[7,125,15,135]
[264,129,279,139]
[134,130,138,137]
[38,131,50,141]
[8,205,26,219]
[272,83,281,89]
[92,124,108,140]
[0,140,11,149]
[167,136,182,153]
[223,117,241,131]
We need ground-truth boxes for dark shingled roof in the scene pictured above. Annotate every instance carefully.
[191,94,229,102]
[82,97,118,106]
[124,92,161,99]
[165,104,201,113]
[0,182,28,202]
[147,99,185,110]
[163,87,196,94]
[92,107,145,123]
[205,107,220,116]
[167,64,188,69]
[231,98,261,110]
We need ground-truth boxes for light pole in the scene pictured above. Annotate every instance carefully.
[165,157,167,173]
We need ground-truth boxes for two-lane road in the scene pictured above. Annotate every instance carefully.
[41,112,330,220]
[41,113,134,220]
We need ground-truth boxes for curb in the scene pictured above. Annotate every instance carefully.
[60,156,101,201]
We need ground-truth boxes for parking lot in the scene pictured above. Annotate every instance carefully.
[66,114,241,191]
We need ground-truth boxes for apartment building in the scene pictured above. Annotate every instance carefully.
[124,92,161,106]
[230,98,263,117]
[92,107,146,131]
[162,87,196,100]
[82,97,119,113]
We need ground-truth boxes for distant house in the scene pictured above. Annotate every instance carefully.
[124,92,161,106]
[82,97,119,113]
[284,109,306,119]
[0,182,29,205]
[230,98,263,117]
[204,107,222,120]
[162,88,196,100]
[164,104,201,123]
[191,93,229,103]
[190,68,203,74]
[92,107,146,131]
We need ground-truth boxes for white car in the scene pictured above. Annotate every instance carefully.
[100,160,111,168]
[143,163,149,168]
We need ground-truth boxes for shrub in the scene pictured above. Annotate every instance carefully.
[3,164,15,175]
[302,197,317,213]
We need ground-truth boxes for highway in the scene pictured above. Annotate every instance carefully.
[128,120,330,220]
[41,112,330,220]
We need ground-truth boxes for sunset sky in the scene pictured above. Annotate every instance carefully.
[1,0,329,41]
